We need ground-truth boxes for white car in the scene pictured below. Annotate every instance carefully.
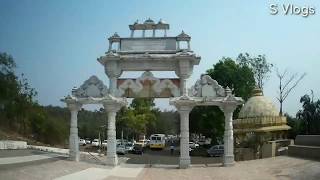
[102,140,108,147]
[116,145,127,155]
[79,139,86,146]
[125,143,134,151]
[92,139,100,147]
[85,138,91,144]
[189,142,199,149]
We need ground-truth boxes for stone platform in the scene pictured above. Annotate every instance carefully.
[288,135,320,160]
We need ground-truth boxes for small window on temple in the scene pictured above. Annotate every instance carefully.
[111,42,119,51]
[144,30,153,37]
[179,41,188,50]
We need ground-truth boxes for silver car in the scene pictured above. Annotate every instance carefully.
[116,145,127,155]
[207,145,224,157]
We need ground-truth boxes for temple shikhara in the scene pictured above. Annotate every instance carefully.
[234,88,291,160]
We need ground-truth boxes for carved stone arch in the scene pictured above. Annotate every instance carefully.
[72,76,109,98]
[154,79,180,97]
[190,74,226,98]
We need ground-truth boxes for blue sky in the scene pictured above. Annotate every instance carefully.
[0,0,319,115]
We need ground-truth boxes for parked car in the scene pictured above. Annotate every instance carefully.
[198,140,205,146]
[207,145,224,157]
[125,142,134,152]
[92,139,100,147]
[102,140,108,147]
[132,144,144,155]
[116,145,127,155]
[189,142,199,149]
[116,139,121,146]
[85,138,91,144]
[79,139,86,146]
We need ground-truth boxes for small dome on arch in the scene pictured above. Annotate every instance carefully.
[144,18,155,24]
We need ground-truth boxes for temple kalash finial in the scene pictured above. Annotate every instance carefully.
[225,86,232,96]
[252,87,263,96]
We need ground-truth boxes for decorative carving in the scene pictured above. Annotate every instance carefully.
[118,79,143,97]
[108,32,120,42]
[72,76,109,98]
[154,79,180,97]
[189,74,225,97]
[117,71,180,98]
[177,30,191,41]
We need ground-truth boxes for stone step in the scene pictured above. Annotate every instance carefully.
[288,144,320,160]
[294,135,320,146]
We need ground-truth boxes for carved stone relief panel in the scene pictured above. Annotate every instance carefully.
[117,71,180,98]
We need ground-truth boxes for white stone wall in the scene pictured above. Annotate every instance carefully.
[0,141,27,149]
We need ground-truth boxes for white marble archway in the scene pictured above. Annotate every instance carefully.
[61,20,243,169]
[170,74,243,168]
[61,76,127,166]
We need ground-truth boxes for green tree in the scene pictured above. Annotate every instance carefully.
[285,113,303,139]
[296,91,320,134]
[117,98,159,140]
[0,52,69,146]
[236,53,273,90]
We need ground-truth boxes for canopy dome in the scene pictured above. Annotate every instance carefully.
[144,18,155,24]
[238,88,278,118]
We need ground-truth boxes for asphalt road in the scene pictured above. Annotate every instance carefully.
[81,145,223,165]
[124,146,223,165]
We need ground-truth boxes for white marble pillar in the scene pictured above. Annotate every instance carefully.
[108,41,112,52]
[104,104,121,166]
[152,29,155,37]
[109,76,118,96]
[130,30,134,37]
[220,105,237,166]
[68,103,81,162]
[177,60,191,96]
[180,77,187,96]
[178,106,193,168]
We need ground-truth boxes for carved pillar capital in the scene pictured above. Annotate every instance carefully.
[103,103,122,113]
[219,103,238,114]
[67,102,82,112]
[104,61,122,96]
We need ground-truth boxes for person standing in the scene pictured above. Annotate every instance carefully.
[170,143,174,155]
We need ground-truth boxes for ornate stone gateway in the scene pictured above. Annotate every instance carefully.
[61,19,243,168]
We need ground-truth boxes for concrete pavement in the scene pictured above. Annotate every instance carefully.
[0,149,320,180]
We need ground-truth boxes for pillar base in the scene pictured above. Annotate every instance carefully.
[106,155,118,166]
[223,155,235,167]
[69,154,80,162]
[179,157,191,169]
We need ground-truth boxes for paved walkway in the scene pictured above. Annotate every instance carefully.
[0,149,320,180]
[0,154,62,165]
[54,164,144,180]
